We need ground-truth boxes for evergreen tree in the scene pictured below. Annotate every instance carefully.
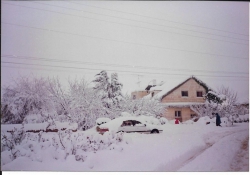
[92,71,124,119]
[92,70,111,108]
[110,73,123,106]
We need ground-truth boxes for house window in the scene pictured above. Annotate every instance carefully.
[197,91,203,97]
[133,95,136,99]
[181,91,188,97]
[175,111,181,117]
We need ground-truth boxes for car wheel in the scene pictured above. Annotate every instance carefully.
[151,129,159,134]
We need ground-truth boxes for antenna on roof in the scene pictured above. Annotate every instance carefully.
[136,75,142,88]
[158,81,165,86]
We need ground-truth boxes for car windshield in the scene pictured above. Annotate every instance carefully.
[121,120,141,126]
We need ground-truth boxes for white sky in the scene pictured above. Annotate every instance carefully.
[1,1,249,103]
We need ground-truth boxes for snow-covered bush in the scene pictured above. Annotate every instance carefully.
[159,117,169,125]
[23,114,45,124]
[1,126,25,160]
[120,94,166,117]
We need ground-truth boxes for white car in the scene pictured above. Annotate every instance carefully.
[96,117,162,134]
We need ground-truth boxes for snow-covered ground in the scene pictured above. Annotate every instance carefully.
[1,117,249,171]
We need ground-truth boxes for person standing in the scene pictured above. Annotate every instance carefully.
[216,113,221,126]
[175,118,180,124]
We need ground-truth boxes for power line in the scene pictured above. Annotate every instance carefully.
[2,65,248,83]
[2,22,248,60]
[2,55,249,75]
[2,2,248,46]
[70,1,249,37]
[2,61,248,79]
[33,1,248,42]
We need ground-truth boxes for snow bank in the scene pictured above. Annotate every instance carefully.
[196,116,214,125]
[137,115,161,125]
[2,119,248,171]
[1,122,78,133]
[178,130,249,171]
[1,124,23,132]
[47,122,78,130]
[24,123,49,132]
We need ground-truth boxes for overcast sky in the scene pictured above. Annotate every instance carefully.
[1,1,249,102]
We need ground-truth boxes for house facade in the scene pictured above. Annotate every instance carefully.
[160,78,206,122]
[131,76,211,122]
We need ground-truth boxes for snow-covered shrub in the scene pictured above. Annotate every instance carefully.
[1,126,25,160]
[159,117,169,125]
[23,114,45,124]
[120,94,166,118]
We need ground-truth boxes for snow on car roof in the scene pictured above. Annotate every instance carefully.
[99,116,148,132]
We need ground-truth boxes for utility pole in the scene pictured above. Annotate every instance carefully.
[136,75,143,99]
[136,75,141,88]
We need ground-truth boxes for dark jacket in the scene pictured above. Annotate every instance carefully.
[216,113,221,125]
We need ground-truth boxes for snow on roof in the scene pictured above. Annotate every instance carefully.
[150,85,165,91]
[143,76,190,100]
[148,76,212,100]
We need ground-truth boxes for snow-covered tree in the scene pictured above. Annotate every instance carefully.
[92,70,112,108]
[47,77,70,117]
[110,73,123,107]
[1,76,53,124]
[120,94,166,117]
[217,86,239,125]
[92,71,124,119]
[191,86,240,126]
[67,78,107,130]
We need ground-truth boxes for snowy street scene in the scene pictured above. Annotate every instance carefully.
[1,1,249,172]
[1,114,249,171]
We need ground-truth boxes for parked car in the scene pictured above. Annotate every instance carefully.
[96,117,163,134]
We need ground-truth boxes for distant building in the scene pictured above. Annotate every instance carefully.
[131,76,213,122]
